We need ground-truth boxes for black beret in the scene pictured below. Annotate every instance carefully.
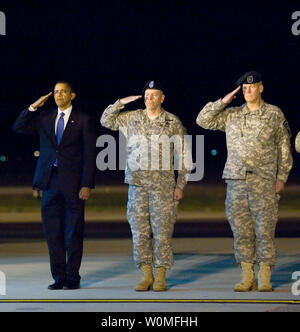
[142,81,164,95]
[236,71,262,86]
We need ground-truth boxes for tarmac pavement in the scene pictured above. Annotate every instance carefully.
[0,238,300,312]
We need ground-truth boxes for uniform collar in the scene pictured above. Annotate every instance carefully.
[143,109,166,122]
[241,100,266,116]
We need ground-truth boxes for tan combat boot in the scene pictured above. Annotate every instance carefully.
[234,262,258,292]
[153,267,167,292]
[135,264,154,291]
[258,262,273,292]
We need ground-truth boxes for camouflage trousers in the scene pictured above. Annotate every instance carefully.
[225,173,279,268]
[127,185,178,269]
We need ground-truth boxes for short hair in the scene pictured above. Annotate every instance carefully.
[55,81,74,92]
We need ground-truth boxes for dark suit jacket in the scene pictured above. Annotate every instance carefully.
[13,107,96,193]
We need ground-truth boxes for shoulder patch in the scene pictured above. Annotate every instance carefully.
[283,120,292,137]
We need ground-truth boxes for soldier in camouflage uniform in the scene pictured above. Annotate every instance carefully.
[295,132,300,153]
[196,71,293,292]
[100,81,190,291]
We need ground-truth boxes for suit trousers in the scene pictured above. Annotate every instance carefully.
[41,167,85,283]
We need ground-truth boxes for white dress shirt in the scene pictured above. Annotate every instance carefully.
[54,106,72,134]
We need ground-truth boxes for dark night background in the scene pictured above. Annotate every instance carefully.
[0,0,300,186]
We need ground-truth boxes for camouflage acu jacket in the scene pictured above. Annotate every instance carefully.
[197,99,293,183]
[295,132,300,153]
[101,100,191,190]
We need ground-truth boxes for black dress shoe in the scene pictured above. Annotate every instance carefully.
[48,281,65,290]
[63,281,80,290]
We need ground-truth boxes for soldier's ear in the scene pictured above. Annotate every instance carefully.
[161,93,165,104]
[259,83,264,94]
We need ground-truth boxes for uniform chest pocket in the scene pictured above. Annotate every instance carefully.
[226,122,242,141]
[257,120,275,143]
[149,122,174,137]
[159,124,175,136]
[165,122,177,136]
[128,121,144,136]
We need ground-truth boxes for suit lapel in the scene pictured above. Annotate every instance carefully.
[40,110,57,148]
[59,109,78,146]
[41,108,79,147]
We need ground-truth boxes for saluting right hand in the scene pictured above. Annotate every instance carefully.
[30,92,53,110]
[222,86,241,105]
[119,95,142,105]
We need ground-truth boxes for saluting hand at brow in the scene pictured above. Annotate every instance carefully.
[119,96,142,105]
[222,86,241,105]
[30,92,53,110]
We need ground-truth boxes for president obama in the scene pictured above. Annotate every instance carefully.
[13,81,96,290]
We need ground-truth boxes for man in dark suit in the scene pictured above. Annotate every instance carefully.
[13,81,96,290]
